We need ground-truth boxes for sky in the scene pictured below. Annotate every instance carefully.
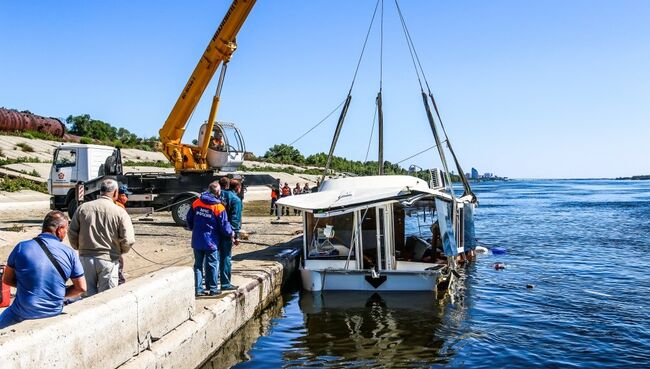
[1,1,649,179]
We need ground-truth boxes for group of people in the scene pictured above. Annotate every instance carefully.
[0,179,135,329]
[0,175,245,329]
[270,179,318,218]
[186,177,242,296]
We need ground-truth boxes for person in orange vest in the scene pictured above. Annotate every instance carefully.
[280,182,292,216]
[114,184,131,285]
[270,179,281,218]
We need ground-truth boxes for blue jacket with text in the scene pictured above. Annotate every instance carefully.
[186,192,233,251]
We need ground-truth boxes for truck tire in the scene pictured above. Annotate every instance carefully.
[171,194,198,227]
[67,198,78,218]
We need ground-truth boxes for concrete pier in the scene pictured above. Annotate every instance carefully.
[0,239,301,369]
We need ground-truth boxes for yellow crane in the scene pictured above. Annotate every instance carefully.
[159,0,256,172]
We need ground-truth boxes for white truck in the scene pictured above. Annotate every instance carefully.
[48,143,274,225]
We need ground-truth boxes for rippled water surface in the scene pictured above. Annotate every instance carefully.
[203,180,650,368]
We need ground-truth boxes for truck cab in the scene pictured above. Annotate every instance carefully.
[49,143,121,212]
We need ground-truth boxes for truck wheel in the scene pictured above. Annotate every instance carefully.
[171,196,196,226]
[67,198,78,218]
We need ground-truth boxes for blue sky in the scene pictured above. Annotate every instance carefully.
[1,1,649,178]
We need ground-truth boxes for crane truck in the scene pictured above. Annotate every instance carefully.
[48,0,273,225]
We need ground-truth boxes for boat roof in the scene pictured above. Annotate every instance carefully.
[276,175,452,214]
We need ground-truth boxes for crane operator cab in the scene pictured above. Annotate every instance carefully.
[198,122,246,172]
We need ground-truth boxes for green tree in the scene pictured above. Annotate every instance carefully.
[66,114,117,141]
[263,144,305,164]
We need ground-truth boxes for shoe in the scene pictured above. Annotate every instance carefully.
[195,291,208,297]
[222,285,238,291]
[209,290,222,296]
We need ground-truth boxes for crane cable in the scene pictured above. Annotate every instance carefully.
[287,98,347,146]
[395,0,475,198]
[322,0,382,182]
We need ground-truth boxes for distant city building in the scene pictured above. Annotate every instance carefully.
[471,168,479,180]
[483,172,493,178]
[465,173,470,179]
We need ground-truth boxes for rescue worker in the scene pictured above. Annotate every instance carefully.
[302,183,311,194]
[219,179,242,291]
[114,184,131,285]
[185,181,234,296]
[280,182,292,216]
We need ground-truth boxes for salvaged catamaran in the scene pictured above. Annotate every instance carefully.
[278,1,478,292]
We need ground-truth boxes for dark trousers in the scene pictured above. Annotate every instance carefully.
[219,238,233,288]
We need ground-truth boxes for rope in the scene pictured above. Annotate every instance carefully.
[395,0,424,92]
[364,104,378,162]
[129,245,192,266]
[395,140,446,165]
[288,97,347,146]
[348,0,382,94]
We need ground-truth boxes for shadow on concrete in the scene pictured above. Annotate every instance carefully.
[233,237,302,262]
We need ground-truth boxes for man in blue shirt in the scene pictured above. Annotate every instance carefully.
[0,211,86,329]
[219,178,242,291]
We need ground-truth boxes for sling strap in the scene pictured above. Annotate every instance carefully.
[33,237,67,282]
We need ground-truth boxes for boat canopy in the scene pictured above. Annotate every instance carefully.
[276,175,452,215]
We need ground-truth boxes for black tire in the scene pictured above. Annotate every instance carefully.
[67,198,78,218]
[171,195,197,226]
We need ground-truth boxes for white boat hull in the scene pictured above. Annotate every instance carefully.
[300,267,441,292]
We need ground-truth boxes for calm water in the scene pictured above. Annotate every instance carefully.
[202,180,650,368]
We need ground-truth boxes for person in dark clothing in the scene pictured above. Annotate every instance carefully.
[219,179,242,290]
[186,182,234,296]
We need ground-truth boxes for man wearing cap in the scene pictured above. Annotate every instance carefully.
[68,178,135,296]
[114,184,132,284]
[115,184,131,210]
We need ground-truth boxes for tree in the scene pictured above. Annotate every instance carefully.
[66,114,117,142]
[263,144,305,164]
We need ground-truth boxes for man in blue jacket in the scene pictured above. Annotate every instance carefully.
[0,211,86,329]
[186,182,234,296]
[219,178,242,291]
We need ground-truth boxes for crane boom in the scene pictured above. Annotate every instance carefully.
[159,0,256,172]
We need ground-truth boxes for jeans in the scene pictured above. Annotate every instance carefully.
[218,238,233,288]
[0,307,24,329]
[193,249,219,294]
[80,256,120,297]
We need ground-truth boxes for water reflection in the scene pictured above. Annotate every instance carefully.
[297,291,459,367]
[201,300,284,369]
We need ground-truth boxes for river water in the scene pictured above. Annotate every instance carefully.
[201,180,650,368]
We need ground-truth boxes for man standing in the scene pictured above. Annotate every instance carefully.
[114,184,131,285]
[186,181,235,296]
[280,182,292,216]
[219,179,242,291]
[68,179,135,296]
[0,211,86,329]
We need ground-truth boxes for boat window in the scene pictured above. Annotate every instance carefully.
[394,200,443,263]
[305,212,354,260]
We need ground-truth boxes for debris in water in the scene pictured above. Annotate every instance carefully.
[491,247,507,255]
[526,284,534,289]
[494,262,506,270]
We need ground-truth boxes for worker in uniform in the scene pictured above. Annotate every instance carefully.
[185,181,234,296]
[280,182,292,216]
[114,184,131,285]
[219,179,242,291]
